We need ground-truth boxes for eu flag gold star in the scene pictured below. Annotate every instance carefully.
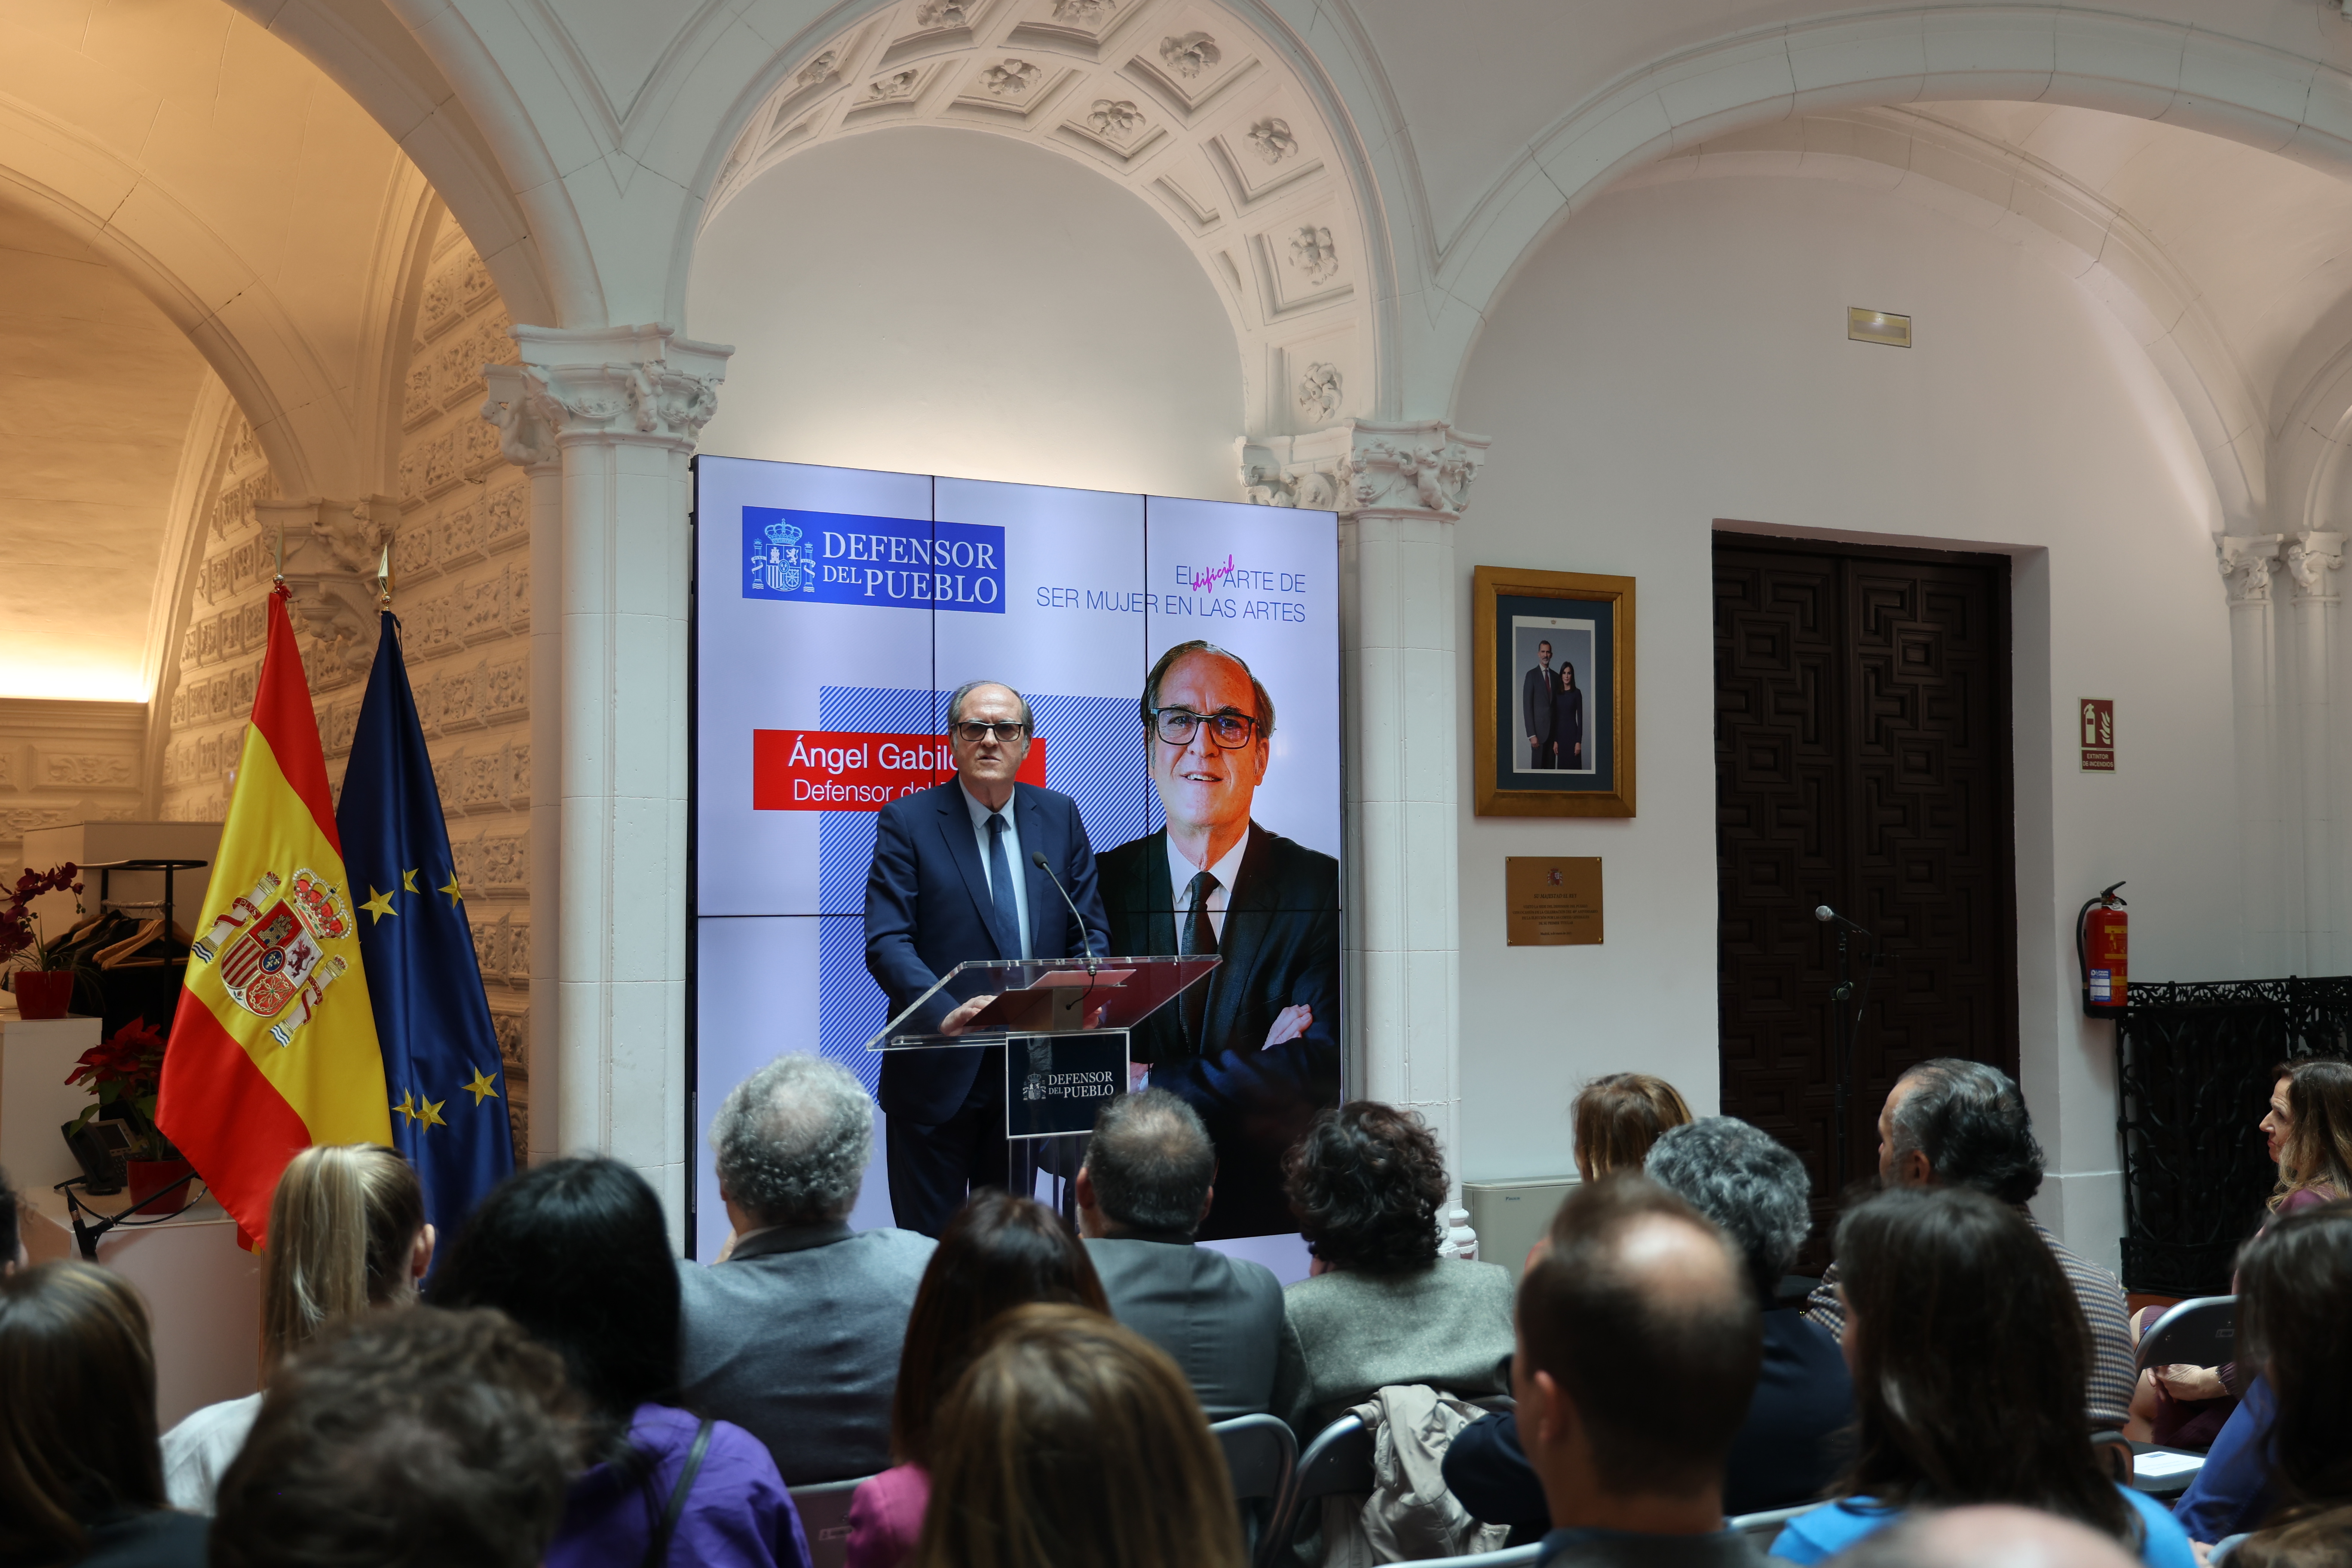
[393,1090,419,1127]
[401,868,420,893]
[463,1067,500,1106]
[417,1094,447,1131]
[360,886,398,924]
[438,872,463,907]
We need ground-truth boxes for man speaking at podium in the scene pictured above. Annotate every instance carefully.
[865,680,1111,1236]
[1097,641,1341,1239]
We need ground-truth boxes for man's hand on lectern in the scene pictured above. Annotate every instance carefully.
[941,995,995,1035]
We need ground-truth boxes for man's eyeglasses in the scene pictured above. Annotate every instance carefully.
[1150,707,1259,749]
[952,720,1029,743]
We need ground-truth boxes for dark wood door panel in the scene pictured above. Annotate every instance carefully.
[1715,534,2017,1261]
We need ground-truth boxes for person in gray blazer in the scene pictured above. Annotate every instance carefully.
[1273,1102,1516,1442]
[676,1054,935,1484]
[1075,1090,1286,1421]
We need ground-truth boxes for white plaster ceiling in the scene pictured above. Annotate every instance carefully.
[0,204,208,701]
[1923,100,2352,420]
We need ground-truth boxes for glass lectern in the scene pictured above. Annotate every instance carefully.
[864,955,1219,1139]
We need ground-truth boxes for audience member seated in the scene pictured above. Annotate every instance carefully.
[1766,1187,2194,1566]
[2176,1199,2352,1557]
[1513,1176,1767,1567]
[2132,1060,2352,1451]
[1571,1072,1692,1181]
[848,1191,1111,1568]
[1074,1089,1285,1420]
[2235,1506,2352,1568]
[432,1156,810,1568]
[162,1142,431,1513]
[1826,1505,2139,1568]
[677,1054,935,1482]
[0,1261,208,1568]
[1273,1101,1515,1440]
[211,1306,580,1568]
[1802,1059,2135,1431]
[911,1301,1245,1568]
[1446,1116,1852,1536]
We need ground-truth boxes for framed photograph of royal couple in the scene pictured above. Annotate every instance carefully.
[1473,565,1636,817]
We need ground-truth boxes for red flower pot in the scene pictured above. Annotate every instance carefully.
[127,1159,196,1217]
[11,971,72,1019]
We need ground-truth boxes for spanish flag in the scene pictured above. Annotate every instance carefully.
[159,586,392,1248]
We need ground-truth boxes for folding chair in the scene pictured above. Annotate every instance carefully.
[2135,1295,2236,1373]
[1728,1501,1823,1540]
[1210,1414,1298,1568]
[788,1475,870,1568]
[1261,1414,1375,1565]
[1408,1544,1544,1567]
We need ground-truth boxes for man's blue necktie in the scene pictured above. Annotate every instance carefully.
[986,812,1021,957]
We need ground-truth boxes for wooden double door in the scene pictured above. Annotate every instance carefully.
[1713,533,2018,1256]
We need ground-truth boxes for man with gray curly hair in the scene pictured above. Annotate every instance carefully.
[1445,1118,1853,1535]
[675,1054,935,1483]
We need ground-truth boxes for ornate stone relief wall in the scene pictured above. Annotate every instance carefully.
[707,0,1371,442]
[156,220,533,1159]
[0,700,145,873]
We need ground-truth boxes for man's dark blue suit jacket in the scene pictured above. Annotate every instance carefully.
[864,778,1110,1126]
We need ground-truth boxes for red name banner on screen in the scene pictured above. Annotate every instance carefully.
[751,729,1047,810]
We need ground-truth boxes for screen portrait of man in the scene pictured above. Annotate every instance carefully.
[1095,640,1341,1239]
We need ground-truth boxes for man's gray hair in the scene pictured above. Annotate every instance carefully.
[1645,1117,1812,1299]
[710,1054,874,1228]
[944,680,1034,733]
[1888,1057,2045,1206]
[1083,1089,1216,1236]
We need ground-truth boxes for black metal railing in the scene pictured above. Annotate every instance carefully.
[2118,977,2352,1296]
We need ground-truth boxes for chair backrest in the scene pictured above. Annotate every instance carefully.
[2135,1296,2236,1373]
[1260,1414,1373,1564]
[1728,1501,1822,1540]
[1210,1413,1298,1505]
[789,1475,871,1568]
[1405,1543,1544,1568]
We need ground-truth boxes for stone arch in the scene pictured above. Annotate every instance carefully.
[1608,106,2263,531]
[1431,9,2352,433]
[693,0,1381,444]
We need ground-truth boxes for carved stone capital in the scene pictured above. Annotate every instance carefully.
[257,497,388,688]
[2216,533,2285,606]
[497,324,733,455]
[1238,419,1493,521]
[2285,530,2346,604]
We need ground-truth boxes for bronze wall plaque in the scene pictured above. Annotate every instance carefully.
[1506,857,1603,945]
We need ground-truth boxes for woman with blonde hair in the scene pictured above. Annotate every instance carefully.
[912,1302,1242,1568]
[1571,1072,1691,1181]
[160,1142,430,1511]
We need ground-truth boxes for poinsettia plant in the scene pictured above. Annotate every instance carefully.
[1,862,85,972]
[66,1020,179,1161]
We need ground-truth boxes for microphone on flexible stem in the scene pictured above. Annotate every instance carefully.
[1814,903,1872,934]
[1032,851,1100,975]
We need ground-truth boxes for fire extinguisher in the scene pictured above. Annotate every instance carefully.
[2077,881,2127,1020]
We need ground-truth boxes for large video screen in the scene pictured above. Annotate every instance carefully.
[691,457,1341,1259]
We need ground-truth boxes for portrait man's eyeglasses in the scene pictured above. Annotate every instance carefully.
[952,720,1029,743]
[1150,707,1259,749]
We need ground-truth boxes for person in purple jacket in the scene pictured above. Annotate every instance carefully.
[434,1156,812,1568]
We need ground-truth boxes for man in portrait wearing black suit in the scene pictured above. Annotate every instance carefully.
[1523,640,1561,769]
[1095,640,1341,1239]
[864,679,1111,1236]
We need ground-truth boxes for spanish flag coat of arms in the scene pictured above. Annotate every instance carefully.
[159,587,392,1248]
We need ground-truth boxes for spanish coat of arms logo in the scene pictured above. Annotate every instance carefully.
[192,868,355,1046]
[756,520,813,594]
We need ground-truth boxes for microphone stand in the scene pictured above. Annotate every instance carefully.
[55,1172,201,1262]
[1832,922,1853,1192]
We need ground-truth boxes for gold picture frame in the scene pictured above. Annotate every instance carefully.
[1473,565,1635,817]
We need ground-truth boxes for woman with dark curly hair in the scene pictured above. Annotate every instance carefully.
[1270,1101,1515,1442]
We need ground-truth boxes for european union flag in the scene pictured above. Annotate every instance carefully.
[336,611,514,1246]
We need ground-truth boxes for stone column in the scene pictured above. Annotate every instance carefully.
[1243,421,1491,1210]
[2286,531,2345,972]
[2217,534,2286,974]
[483,325,730,1240]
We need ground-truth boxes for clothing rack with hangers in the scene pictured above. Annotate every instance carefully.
[77,859,208,953]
